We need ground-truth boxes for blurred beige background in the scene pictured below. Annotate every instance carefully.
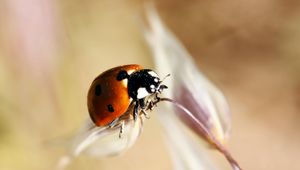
[0,0,300,170]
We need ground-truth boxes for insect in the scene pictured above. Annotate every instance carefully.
[87,64,168,137]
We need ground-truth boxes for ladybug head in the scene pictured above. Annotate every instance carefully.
[142,70,168,94]
[118,69,168,100]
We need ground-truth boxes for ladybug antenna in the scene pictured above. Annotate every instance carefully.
[116,70,129,81]
[160,73,170,83]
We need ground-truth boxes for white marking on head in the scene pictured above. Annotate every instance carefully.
[150,85,156,92]
[147,71,159,78]
[137,87,150,99]
[154,78,159,83]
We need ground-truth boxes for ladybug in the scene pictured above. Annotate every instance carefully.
[87,64,168,135]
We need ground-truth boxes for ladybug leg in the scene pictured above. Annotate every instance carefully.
[133,101,139,121]
[148,94,161,109]
[108,118,124,138]
[108,119,125,138]
[138,99,150,119]
[119,121,125,138]
[145,99,155,111]
[138,98,149,119]
[139,99,146,109]
[141,110,150,119]
[108,118,119,128]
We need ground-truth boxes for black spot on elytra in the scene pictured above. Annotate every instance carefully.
[116,70,128,81]
[107,104,114,112]
[95,84,102,96]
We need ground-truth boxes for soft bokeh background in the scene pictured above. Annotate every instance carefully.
[0,0,300,170]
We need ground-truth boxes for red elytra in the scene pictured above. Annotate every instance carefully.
[87,64,143,126]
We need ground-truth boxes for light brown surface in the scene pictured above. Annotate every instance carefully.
[153,1,300,169]
[1,0,300,170]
